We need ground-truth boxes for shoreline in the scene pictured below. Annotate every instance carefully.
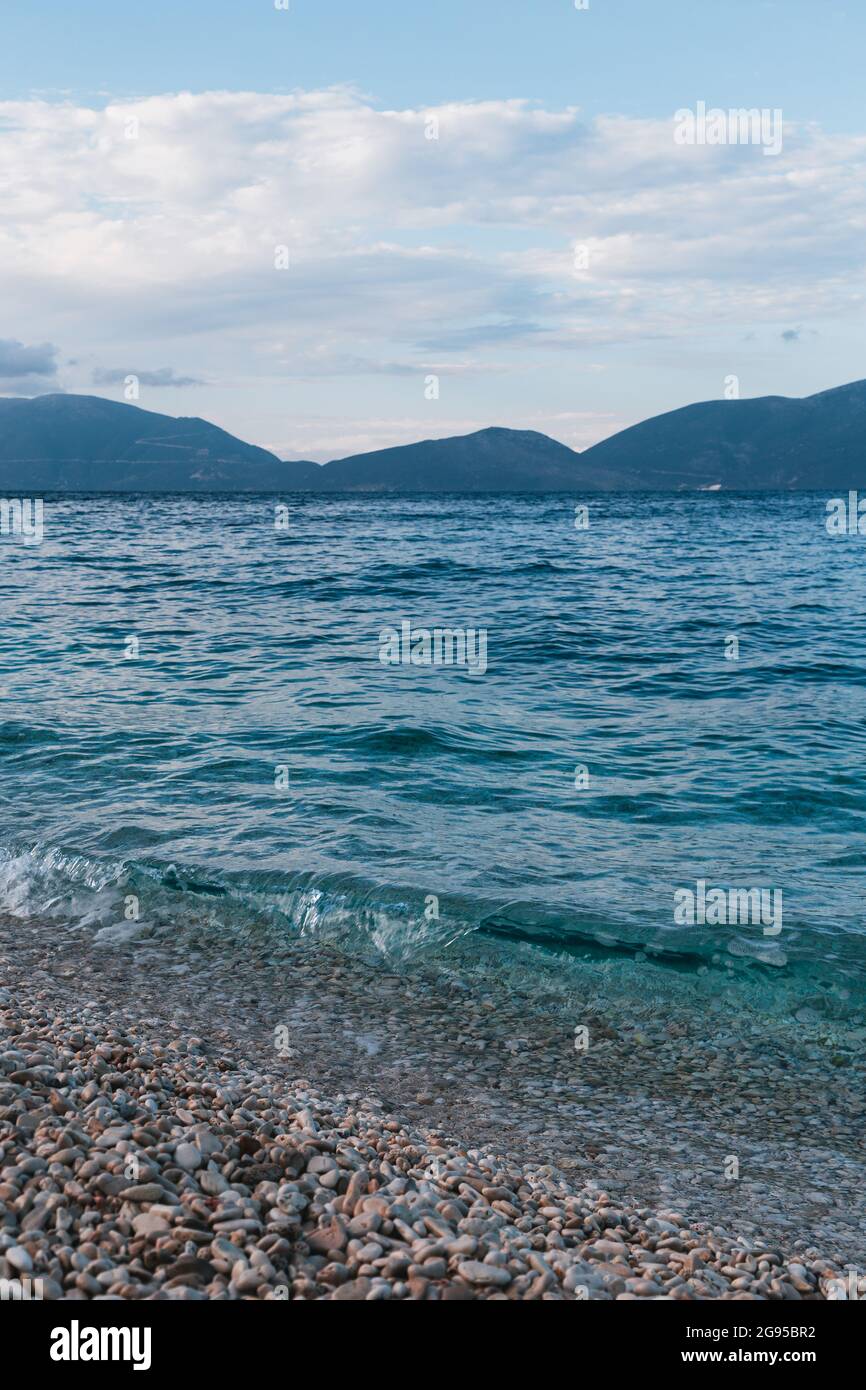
[1,912,863,1299]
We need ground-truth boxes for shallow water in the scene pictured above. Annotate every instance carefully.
[1,490,865,1015]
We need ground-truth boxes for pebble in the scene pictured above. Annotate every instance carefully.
[131,1212,172,1238]
[175,1143,203,1172]
[457,1261,513,1287]
[0,932,859,1303]
[6,1246,34,1274]
[119,1183,168,1203]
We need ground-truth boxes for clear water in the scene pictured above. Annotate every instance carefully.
[2,491,864,1015]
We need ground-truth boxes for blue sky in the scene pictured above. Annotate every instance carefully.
[1,0,864,459]
[2,0,859,126]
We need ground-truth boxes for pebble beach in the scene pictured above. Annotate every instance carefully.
[1,912,863,1301]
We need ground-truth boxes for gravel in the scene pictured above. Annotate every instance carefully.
[0,974,859,1300]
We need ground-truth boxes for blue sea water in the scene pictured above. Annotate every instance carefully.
[1,491,865,1017]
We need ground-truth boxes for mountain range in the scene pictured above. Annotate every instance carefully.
[1,380,865,492]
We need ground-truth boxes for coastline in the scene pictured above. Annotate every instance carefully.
[1,912,863,1300]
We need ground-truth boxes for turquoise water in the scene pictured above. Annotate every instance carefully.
[1,491,865,1013]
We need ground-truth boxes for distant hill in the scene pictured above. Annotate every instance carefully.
[577,379,866,490]
[316,427,585,492]
[1,382,866,491]
[0,394,319,491]
[0,397,584,492]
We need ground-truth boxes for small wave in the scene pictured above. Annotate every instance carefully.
[3,838,864,1013]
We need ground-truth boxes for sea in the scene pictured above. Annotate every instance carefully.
[2,490,865,1025]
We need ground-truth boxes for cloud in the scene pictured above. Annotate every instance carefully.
[416,320,546,352]
[92,366,204,387]
[3,92,863,336]
[266,344,505,379]
[0,337,58,379]
[1,89,865,451]
[781,328,801,342]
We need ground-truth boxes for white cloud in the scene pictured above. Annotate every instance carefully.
[1,89,865,452]
[92,366,204,387]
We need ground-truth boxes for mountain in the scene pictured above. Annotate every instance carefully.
[315,427,584,492]
[1,381,866,491]
[577,379,866,490]
[0,394,319,491]
[0,397,583,492]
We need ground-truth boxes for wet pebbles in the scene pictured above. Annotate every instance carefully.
[0,976,859,1300]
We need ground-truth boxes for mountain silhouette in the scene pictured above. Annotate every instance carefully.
[1,382,864,491]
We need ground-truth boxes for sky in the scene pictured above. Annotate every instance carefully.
[1,0,864,461]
